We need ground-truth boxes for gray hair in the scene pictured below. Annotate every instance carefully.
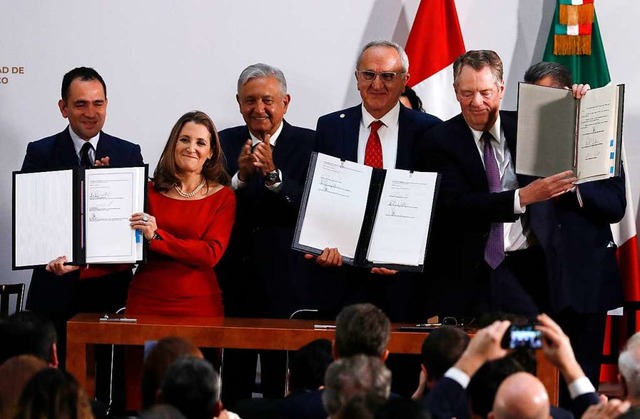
[322,354,391,416]
[619,332,640,398]
[453,50,503,88]
[237,63,287,95]
[357,40,409,73]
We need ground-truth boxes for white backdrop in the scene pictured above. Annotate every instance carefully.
[1,0,638,291]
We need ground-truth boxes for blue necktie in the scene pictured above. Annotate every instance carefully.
[482,132,505,269]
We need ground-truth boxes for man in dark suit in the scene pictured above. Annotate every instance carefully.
[216,63,316,407]
[312,40,441,323]
[523,61,626,394]
[20,66,143,405]
[415,50,580,320]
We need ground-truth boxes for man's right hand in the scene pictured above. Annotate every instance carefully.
[237,139,256,182]
[455,320,510,377]
[536,313,584,383]
[519,170,577,206]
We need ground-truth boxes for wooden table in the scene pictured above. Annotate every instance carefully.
[66,313,559,405]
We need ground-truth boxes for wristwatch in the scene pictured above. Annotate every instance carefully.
[264,170,281,184]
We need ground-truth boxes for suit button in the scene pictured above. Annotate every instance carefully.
[252,227,260,233]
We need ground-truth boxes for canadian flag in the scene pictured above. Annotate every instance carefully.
[405,0,466,121]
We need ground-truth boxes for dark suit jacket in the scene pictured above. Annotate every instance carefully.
[313,104,441,322]
[21,127,144,314]
[416,111,624,316]
[217,120,316,318]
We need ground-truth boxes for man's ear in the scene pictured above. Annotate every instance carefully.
[50,342,59,368]
[381,349,389,362]
[58,99,68,118]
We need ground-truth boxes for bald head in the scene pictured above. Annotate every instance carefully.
[490,372,550,419]
[619,332,640,400]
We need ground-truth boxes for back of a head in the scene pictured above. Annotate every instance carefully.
[322,354,391,417]
[421,326,470,383]
[374,398,431,419]
[0,311,57,365]
[467,356,524,418]
[288,338,333,392]
[523,61,573,89]
[160,356,219,419]
[334,392,387,419]
[139,404,187,419]
[490,372,549,419]
[142,336,203,410]
[335,304,391,358]
[0,355,48,419]
[619,332,640,399]
[14,367,93,419]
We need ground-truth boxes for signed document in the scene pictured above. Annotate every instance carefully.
[13,166,147,269]
[516,83,624,183]
[293,153,439,272]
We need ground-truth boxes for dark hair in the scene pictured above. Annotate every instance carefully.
[288,338,333,392]
[61,67,107,101]
[0,311,57,364]
[335,303,390,358]
[153,110,230,192]
[524,61,573,89]
[374,398,432,419]
[160,356,220,419]
[453,50,503,88]
[420,326,470,382]
[401,86,424,112]
[141,337,202,410]
[467,356,524,418]
[15,368,92,419]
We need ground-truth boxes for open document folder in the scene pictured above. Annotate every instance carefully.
[516,83,624,184]
[13,165,148,269]
[292,152,440,272]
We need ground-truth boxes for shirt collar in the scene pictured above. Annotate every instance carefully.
[361,101,400,129]
[68,126,100,155]
[249,120,284,148]
[469,114,502,146]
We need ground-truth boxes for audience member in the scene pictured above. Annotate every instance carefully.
[217,62,316,406]
[14,368,93,419]
[466,356,524,418]
[334,303,390,359]
[335,393,387,419]
[322,355,391,419]
[159,356,239,419]
[288,338,333,394]
[375,398,431,419]
[488,372,550,419]
[0,310,57,366]
[413,326,470,418]
[0,355,48,419]
[139,404,187,419]
[617,332,640,417]
[141,337,204,410]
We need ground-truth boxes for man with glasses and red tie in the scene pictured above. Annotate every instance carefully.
[312,40,440,398]
[20,67,143,407]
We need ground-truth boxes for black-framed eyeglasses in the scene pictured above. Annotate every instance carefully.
[356,70,404,83]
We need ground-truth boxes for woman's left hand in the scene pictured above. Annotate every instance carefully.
[130,212,158,240]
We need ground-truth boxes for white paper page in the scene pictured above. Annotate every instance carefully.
[367,170,438,266]
[85,167,145,263]
[577,84,617,182]
[14,170,74,267]
[298,154,372,259]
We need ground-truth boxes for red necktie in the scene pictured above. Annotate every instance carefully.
[364,120,384,168]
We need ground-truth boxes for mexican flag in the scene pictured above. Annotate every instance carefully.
[544,0,640,382]
[404,0,465,121]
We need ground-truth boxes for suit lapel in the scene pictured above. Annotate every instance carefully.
[95,131,113,162]
[452,114,487,185]
[396,106,413,170]
[272,120,294,168]
[55,128,82,167]
[343,106,361,163]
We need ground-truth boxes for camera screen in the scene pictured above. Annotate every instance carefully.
[508,325,542,349]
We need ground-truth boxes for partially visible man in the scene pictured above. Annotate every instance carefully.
[415,50,579,319]
[617,332,640,417]
[488,372,550,419]
[217,63,316,406]
[20,67,144,408]
[0,311,58,366]
[313,40,441,322]
[523,61,626,390]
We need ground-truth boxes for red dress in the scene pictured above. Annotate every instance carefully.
[127,183,236,317]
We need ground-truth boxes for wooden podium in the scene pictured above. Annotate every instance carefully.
[66,313,559,405]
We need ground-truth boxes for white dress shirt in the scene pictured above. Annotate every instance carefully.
[358,102,401,169]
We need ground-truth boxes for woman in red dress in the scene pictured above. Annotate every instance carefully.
[127,110,235,317]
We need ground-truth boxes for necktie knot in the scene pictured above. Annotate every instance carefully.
[80,142,94,168]
[369,120,384,133]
